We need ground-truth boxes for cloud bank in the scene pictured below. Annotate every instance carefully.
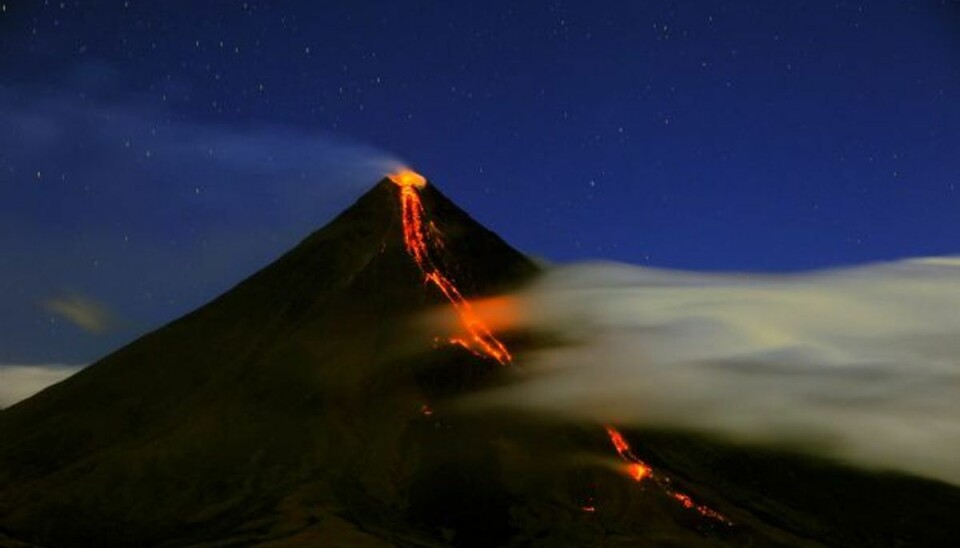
[472,257,960,486]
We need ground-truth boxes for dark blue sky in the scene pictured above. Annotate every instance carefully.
[1,0,959,364]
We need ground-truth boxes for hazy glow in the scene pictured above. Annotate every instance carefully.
[471,257,960,486]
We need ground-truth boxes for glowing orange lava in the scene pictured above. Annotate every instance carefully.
[627,462,652,482]
[389,168,427,189]
[389,168,511,364]
[669,492,729,522]
[389,168,429,268]
[605,425,655,484]
[605,425,635,460]
[424,271,511,364]
[605,425,730,524]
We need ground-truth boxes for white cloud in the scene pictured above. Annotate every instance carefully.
[0,365,82,408]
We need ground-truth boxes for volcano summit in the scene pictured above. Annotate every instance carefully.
[1,175,958,547]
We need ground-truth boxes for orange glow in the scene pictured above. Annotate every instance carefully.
[627,462,652,482]
[469,296,521,331]
[391,169,512,364]
[388,168,427,189]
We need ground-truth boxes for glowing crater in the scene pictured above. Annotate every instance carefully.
[388,168,427,189]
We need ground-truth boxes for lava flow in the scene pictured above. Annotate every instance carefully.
[388,168,511,364]
[605,425,729,524]
[387,168,727,525]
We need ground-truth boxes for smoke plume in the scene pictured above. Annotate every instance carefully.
[0,76,403,365]
[471,257,960,486]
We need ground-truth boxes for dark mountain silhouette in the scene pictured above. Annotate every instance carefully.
[1,179,959,547]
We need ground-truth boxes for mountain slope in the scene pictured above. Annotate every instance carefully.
[0,179,540,546]
[1,177,958,547]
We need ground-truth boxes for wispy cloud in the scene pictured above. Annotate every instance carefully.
[42,294,113,334]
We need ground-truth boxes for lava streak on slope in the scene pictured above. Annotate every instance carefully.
[393,171,429,267]
[387,168,727,525]
[388,168,511,364]
[605,425,729,524]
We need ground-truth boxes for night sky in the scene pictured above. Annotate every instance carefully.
[2,0,959,366]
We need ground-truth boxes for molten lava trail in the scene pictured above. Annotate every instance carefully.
[387,168,728,524]
[388,169,511,364]
[605,425,653,482]
[604,425,730,524]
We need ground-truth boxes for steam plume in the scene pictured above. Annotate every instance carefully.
[472,257,960,486]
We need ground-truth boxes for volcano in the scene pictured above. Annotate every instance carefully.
[2,176,959,547]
